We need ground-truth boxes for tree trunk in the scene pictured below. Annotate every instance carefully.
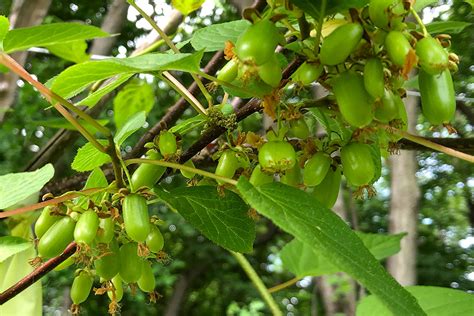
[387,95,420,286]
[89,0,128,56]
[0,0,52,122]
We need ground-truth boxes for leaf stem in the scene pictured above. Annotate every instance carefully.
[128,0,213,107]
[388,126,474,163]
[230,252,282,316]
[410,7,428,37]
[197,71,260,97]
[268,277,300,293]
[314,0,327,52]
[125,158,238,186]
[106,136,125,188]
[160,72,207,115]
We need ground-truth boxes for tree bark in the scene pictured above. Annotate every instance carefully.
[0,0,52,122]
[387,95,420,286]
[89,0,128,56]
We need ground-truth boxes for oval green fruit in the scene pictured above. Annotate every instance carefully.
[313,166,341,209]
[364,58,385,99]
[375,89,399,122]
[235,19,281,65]
[138,260,155,293]
[341,143,375,186]
[131,150,166,190]
[54,255,75,271]
[249,164,273,186]
[292,62,323,85]
[35,206,60,239]
[146,225,164,253]
[38,216,76,258]
[74,210,99,245]
[159,130,177,156]
[258,54,282,87]
[333,71,374,127]
[289,118,310,139]
[303,152,331,187]
[96,217,114,244]
[385,31,412,67]
[418,69,455,125]
[180,160,196,179]
[95,244,120,281]
[258,141,296,172]
[217,59,238,83]
[215,150,239,183]
[108,275,123,302]
[416,37,449,75]
[369,0,406,29]
[280,162,302,187]
[122,194,150,242]
[119,242,143,284]
[70,272,93,305]
[320,23,364,66]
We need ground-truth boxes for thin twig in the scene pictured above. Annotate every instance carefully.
[128,0,214,107]
[231,252,282,316]
[268,277,300,293]
[0,242,78,305]
[161,71,207,115]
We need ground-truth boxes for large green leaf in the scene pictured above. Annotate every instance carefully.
[31,118,109,134]
[77,73,133,108]
[281,232,405,277]
[113,80,154,129]
[155,186,255,253]
[0,164,54,209]
[236,178,425,316]
[357,286,474,316]
[71,140,111,172]
[0,236,33,262]
[0,247,42,316]
[3,22,108,53]
[172,0,205,15]
[46,39,90,63]
[191,20,251,52]
[51,51,203,99]
[425,21,472,34]
[114,111,146,145]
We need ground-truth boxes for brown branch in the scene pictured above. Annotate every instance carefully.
[0,242,77,305]
[398,137,474,154]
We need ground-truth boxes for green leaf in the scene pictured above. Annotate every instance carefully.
[3,22,108,53]
[0,16,9,51]
[155,186,255,253]
[46,39,90,63]
[367,141,382,184]
[0,236,32,262]
[0,164,54,210]
[31,117,109,134]
[191,20,251,52]
[404,75,419,90]
[281,232,406,277]
[425,21,472,34]
[308,108,352,141]
[290,0,368,20]
[51,51,203,99]
[357,286,474,316]
[172,0,205,15]
[75,168,108,206]
[113,80,154,129]
[77,74,133,108]
[0,247,42,316]
[281,239,339,277]
[114,111,146,145]
[71,140,111,172]
[413,0,439,11]
[236,178,425,316]
[169,114,206,134]
[356,232,406,260]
